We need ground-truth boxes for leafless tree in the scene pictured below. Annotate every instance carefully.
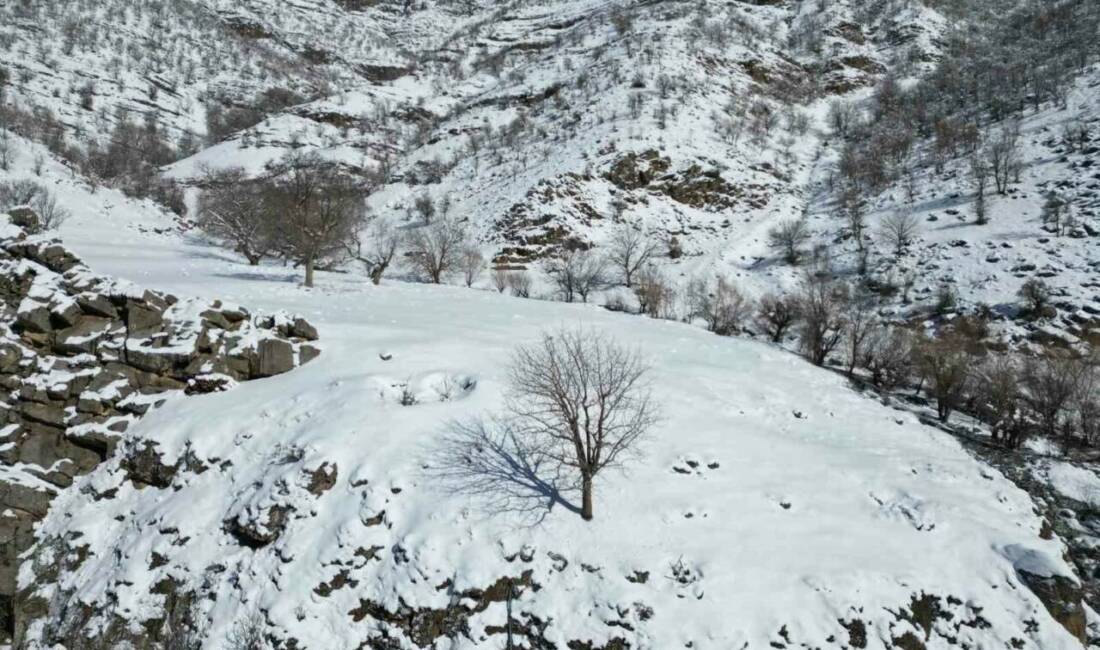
[460,246,487,287]
[796,275,848,366]
[492,267,509,293]
[197,167,274,266]
[406,217,468,284]
[969,154,990,225]
[30,190,69,232]
[843,291,877,378]
[768,218,811,265]
[985,124,1021,195]
[1017,278,1052,317]
[508,328,658,521]
[1021,352,1081,443]
[607,225,657,287]
[754,292,800,343]
[688,276,751,336]
[348,216,400,284]
[225,610,267,650]
[975,355,1026,448]
[860,325,914,390]
[634,266,676,319]
[880,210,919,257]
[914,334,972,423]
[547,248,606,303]
[506,271,532,298]
[266,153,363,287]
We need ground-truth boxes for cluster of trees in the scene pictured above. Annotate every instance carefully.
[197,153,492,288]
[833,0,1100,222]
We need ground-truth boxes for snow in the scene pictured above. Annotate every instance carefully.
[8,191,1081,648]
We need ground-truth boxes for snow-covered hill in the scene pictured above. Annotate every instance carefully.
[7,197,1086,649]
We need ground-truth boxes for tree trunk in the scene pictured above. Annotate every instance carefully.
[581,473,593,521]
[304,256,315,288]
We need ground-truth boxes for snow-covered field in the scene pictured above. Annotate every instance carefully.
[6,177,1082,648]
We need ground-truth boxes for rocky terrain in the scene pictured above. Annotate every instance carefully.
[0,208,318,641]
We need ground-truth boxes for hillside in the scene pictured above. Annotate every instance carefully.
[2,0,1100,648]
[6,192,1087,649]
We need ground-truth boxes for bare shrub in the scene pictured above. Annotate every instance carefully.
[796,275,848,366]
[460,246,486,287]
[860,326,914,390]
[506,271,532,298]
[768,218,811,265]
[634,266,676,319]
[492,267,509,293]
[754,292,800,343]
[914,334,972,423]
[975,355,1026,448]
[1017,278,1052,317]
[547,248,606,303]
[688,276,750,336]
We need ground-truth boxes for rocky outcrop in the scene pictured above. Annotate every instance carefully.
[0,211,318,641]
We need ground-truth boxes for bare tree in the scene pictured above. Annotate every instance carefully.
[914,334,972,423]
[460,246,487,287]
[492,267,509,293]
[1021,353,1081,444]
[985,124,1021,195]
[266,153,363,287]
[861,326,914,390]
[880,210,919,257]
[975,355,1025,448]
[768,218,811,265]
[406,217,467,284]
[754,292,800,343]
[607,225,657,287]
[1017,278,1052,317]
[842,291,877,378]
[547,248,606,303]
[634,266,676,319]
[197,167,274,266]
[508,328,658,521]
[348,216,401,284]
[506,271,532,298]
[688,276,750,336]
[796,275,848,366]
[969,154,990,225]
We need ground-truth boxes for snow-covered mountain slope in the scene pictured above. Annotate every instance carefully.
[159,0,949,268]
[799,61,1100,347]
[4,176,1085,649]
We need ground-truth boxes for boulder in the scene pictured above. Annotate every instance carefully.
[256,338,295,377]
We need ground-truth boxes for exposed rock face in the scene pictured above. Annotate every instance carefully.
[0,213,318,641]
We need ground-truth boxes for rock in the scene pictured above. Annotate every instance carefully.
[225,505,291,548]
[126,303,163,334]
[76,294,118,319]
[300,344,321,365]
[1017,570,1087,643]
[6,207,39,232]
[256,338,294,377]
[290,317,318,341]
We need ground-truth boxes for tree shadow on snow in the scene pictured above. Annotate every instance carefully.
[423,417,580,526]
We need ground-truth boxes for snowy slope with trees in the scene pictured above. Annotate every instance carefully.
[3,0,1100,647]
[6,194,1087,649]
